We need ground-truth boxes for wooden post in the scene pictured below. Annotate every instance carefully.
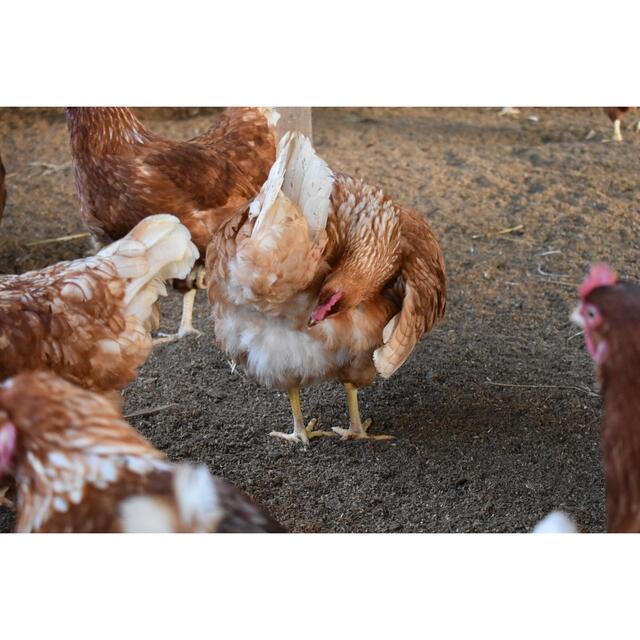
[275,107,312,142]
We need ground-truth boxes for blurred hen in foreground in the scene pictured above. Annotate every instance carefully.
[572,264,640,531]
[0,215,197,403]
[207,132,446,444]
[0,371,285,532]
[66,107,277,341]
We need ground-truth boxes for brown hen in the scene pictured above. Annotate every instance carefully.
[66,107,277,340]
[207,132,446,445]
[0,371,285,532]
[0,214,197,403]
[572,264,640,531]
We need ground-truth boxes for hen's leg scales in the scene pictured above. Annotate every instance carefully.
[270,387,335,446]
[332,383,395,441]
[153,289,202,345]
[613,119,623,142]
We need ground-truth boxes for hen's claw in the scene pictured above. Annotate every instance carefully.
[332,418,395,441]
[153,327,202,346]
[270,418,335,446]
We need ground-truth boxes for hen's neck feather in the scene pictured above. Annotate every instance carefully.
[66,107,153,154]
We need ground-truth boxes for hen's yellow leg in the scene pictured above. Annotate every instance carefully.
[612,119,623,142]
[332,383,395,441]
[270,387,335,446]
[153,288,202,346]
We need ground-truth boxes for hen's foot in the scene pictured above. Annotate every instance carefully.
[270,418,335,446]
[332,418,394,441]
[153,289,201,346]
[335,382,395,441]
[153,327,202,346]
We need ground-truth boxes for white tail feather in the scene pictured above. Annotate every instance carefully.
[249,131,333,239]
[99,214,198,325]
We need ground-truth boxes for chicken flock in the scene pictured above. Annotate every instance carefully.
[0,107,636,533]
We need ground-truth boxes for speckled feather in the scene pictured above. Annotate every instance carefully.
[66,107,277,255]
[0,371,285,533]
[0,215,198,394]
[206,133,446,391]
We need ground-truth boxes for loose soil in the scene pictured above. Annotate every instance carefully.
[2,107,635,532]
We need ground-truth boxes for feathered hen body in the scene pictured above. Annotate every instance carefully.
[207,133,446,444]
[0,214,197,400]
[572,265,640,532]
[0,371,285,533]
[66,107,277,339]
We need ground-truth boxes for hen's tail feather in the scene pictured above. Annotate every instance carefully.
[250,131,334,239]
[99,214,199,328]
[373,211,447,378]
[230,133,334,305]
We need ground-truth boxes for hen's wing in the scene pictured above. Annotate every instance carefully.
[373,208,447,378]
[69,108,276,253]
[193,107,278,190]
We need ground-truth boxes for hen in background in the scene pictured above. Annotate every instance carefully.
[0,371,285,533]
[66,107,278,341]
[603,107,639,142]
[0,214,197,405]
[207,132,446,445]
[571,264,640,532]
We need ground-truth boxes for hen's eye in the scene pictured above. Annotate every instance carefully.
[587,307,597,319]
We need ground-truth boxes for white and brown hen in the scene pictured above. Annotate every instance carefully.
[0,371,285,532]
[207,132,446,445]
[0,214,197,404]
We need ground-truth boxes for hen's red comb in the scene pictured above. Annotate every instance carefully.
[579,263,617,299]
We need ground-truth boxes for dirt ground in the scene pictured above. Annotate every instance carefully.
[1,107,637,533]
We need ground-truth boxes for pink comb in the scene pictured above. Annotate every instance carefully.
[579,263,617,299]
